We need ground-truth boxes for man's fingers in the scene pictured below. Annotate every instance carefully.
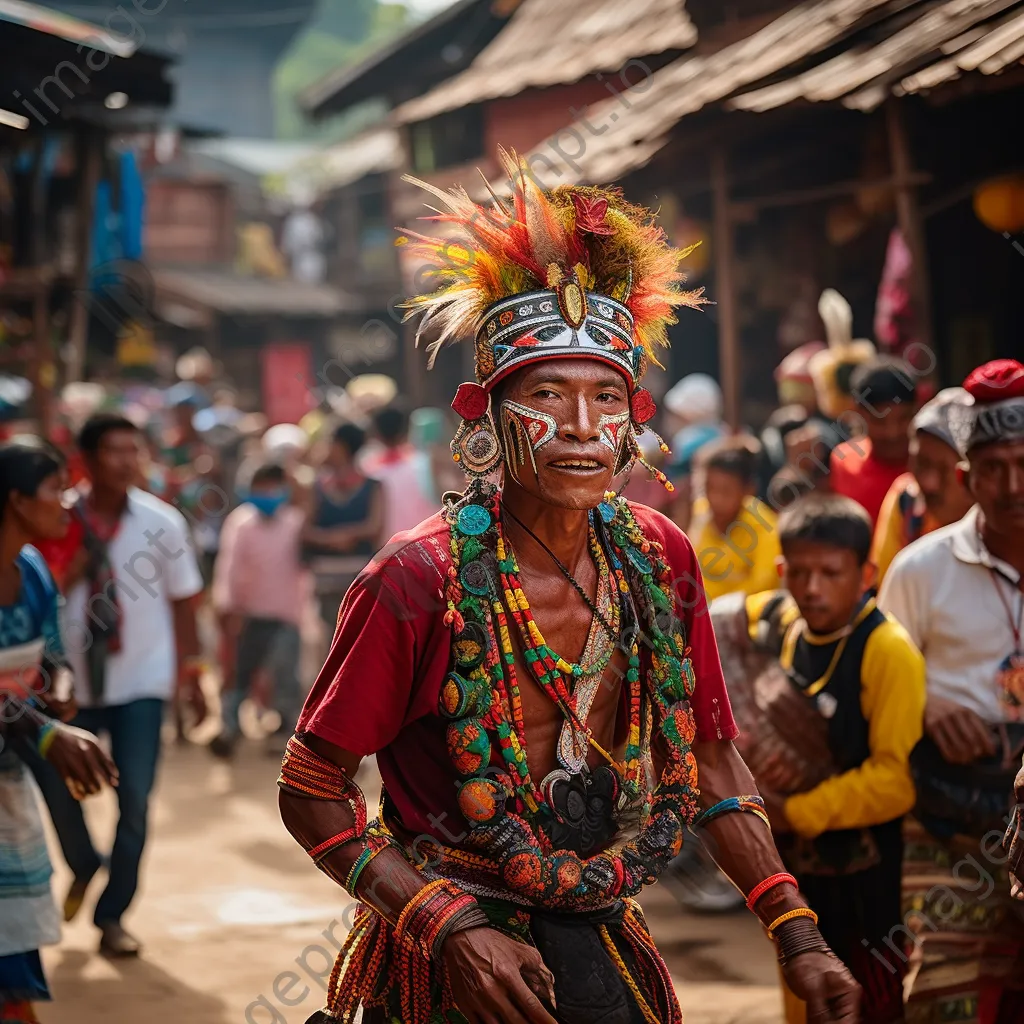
[92,746,119,787]
[960,711,996,758]
[829,978,861,1024]
[506,971,559,1024]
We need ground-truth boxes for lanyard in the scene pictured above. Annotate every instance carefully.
[989,568,1024,654]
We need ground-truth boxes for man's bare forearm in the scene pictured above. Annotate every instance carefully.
[278,734,432,923]
[692,740,808,920]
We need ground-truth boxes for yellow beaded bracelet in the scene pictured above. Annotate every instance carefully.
[767,907,818,939]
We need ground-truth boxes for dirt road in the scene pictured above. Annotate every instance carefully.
[37,739,783,1024]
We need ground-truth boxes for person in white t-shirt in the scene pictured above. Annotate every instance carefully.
[878,358,1024,1021]
[23,414,205,959]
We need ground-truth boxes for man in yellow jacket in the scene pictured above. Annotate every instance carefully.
[724,494,925,1024]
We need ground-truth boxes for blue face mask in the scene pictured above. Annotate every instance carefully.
[247,489,290,517]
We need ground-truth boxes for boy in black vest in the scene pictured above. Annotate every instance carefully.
[723,494,925,1024]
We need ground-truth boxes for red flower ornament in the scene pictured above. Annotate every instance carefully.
[631,387,657,425]
[452,381,490,421]
[573,194,615,236]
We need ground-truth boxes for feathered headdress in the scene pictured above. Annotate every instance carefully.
[809,288,877,419]
[399,149,705,394]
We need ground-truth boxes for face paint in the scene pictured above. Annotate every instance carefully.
[500,400,557,482]
[597,410,634,475]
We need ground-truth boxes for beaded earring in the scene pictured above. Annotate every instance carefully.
[630,387,675,494]
[450,382,502,482]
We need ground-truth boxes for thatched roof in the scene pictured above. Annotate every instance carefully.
[394,0,696,125]
[518,0,1024,186]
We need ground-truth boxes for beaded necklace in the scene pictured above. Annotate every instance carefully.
[436,491,702,909]
[496,516,644,791]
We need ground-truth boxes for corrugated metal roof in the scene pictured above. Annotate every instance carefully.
[521,0,1024,186]
[154,269,350,317]
[395,0,696,125]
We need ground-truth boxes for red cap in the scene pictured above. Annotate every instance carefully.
[962,359,1024,403]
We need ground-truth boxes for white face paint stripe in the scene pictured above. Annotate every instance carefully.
[597,411,630,453]
[501,400,557,453]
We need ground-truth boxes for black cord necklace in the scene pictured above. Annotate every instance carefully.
[501,504,620,645]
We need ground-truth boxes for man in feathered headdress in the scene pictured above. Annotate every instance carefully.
[278,154,859,1024]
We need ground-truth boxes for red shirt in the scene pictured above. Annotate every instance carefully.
[829,439,908,525]
[298,502,738,842]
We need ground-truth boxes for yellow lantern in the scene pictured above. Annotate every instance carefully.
[973,176,1024,234]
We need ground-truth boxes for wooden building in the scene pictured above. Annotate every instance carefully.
[0,0,174,431]
[306,0,1024,425]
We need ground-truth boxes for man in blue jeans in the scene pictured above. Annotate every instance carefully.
[25,414,205,958]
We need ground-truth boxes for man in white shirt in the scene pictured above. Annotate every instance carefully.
[25,414,205,958]
[878,358,1024,1022]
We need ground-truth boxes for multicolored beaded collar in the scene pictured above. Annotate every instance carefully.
[427,490,702,910]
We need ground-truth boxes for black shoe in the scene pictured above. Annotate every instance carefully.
[209,731,238,759]
[99,922,142,958]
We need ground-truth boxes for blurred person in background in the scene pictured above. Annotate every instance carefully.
[718,496,924,1024]
[879,359,1024,1024]
[663,372,726,529]
[871,387,974,584]
[1,439,119,1024]
[410,406,464,500]
[162,386,223,582]
[362,403,438,539]
[21,414,205,959]
[764,419,843,512]
[211,463,307,759]
[690,436,781,601]
[829,357,918,525]
[303,423,383,632]
[758,404,812,498]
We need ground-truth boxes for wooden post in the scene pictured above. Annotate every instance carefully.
[27,138,53,435]
[885,99,934,354]
[66,128,103,383]
[710,147,741,430]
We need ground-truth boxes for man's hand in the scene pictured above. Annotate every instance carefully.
[177,667,208,728]
[444,927,558,1024]
[783,950,860,1023]
[46,725,118,799]
[1007,761,1024,900]
[758,752,806,794]
[924,695,996,765]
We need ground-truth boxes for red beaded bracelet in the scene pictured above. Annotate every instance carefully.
[745,872,798,911]
[307,827,361,863]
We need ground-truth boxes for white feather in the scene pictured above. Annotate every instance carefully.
[817,288,853,351]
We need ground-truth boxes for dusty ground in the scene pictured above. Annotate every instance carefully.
[37,738,783,1024]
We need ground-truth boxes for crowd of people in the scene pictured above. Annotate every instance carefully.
[0,262,1022,1024]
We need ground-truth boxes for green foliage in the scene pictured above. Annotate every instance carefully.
[273,0,412,140]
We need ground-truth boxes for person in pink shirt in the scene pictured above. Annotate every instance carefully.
[361,404,440,540]
[211,462,307,758]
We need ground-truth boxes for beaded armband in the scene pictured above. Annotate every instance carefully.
[394,879,489,965]
[693,795,770,831]
[278,736,368,859]
[36,720,59,758]
[745,872,798,912]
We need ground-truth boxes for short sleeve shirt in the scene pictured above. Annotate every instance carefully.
[298,502,739,841]
[63,488,204,707]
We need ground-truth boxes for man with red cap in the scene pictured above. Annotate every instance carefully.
[879,358,1024,1023]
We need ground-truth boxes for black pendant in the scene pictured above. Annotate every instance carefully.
[541,766,619,857]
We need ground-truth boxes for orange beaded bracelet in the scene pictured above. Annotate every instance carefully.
[767,907,818,939]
